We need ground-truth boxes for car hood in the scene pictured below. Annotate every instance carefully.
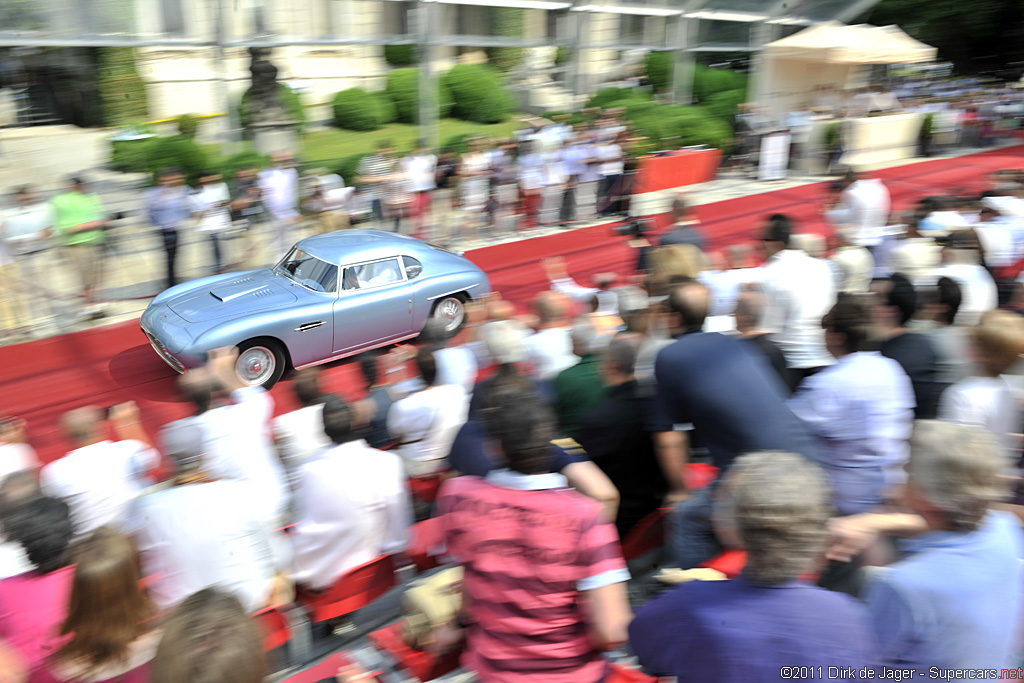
[167,270,298,323]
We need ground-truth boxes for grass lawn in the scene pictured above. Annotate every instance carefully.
[300,118,519,168]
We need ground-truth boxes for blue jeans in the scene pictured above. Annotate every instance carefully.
[667,486,723,569]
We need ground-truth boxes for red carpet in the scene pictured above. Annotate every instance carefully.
[5,144,1024,465]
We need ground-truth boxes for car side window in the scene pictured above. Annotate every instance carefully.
[347,258,404,290]
[402,256,423,280]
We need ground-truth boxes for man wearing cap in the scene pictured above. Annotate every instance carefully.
[128,420,292,614]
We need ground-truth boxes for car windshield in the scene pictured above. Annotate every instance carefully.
[275,248,338,293]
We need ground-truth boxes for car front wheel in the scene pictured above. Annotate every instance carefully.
[235,338,286,389]
[431,295,466,335]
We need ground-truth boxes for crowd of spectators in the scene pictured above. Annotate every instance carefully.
[5,151,1024,683]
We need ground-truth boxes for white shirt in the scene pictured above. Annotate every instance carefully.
[760,249,837,370]
[889,238,942,284]
[938,376,1020,458]
[0,441,38,481]
[838,179,891,247]
[291,440,411,591]
[190,183,232,233]
[974,220,1017,268]
[923,264,998,326]
[273,404,330,492]
[387,384,469,476]
[401,154,437,193]
[40,440,158,536]
[258,167,300,221]
[597,144,623,177]
[1,203,53,259]
[524,327,577,381]
[435,346,478,395]
[129,480,289,613]
[191,387,288,524]
[830,246,875,293]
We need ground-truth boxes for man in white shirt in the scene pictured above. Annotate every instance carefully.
[1,186,53,335]
[973,206,1017,270]
[541,142,568,227]
[759,215,837,386]
[827,172,891,266]
[400,140,437,239]
[272,369,330,496]
[291,395,411,591]
[523,291,577,384]
[130,420,292,614]
[258,151,300,258]
[919,232,997,326]
[190,170,233,274]
[596,134,624,217]
[829,228,875,293]
[40,402,159,537]
[176,348,289,525]
[889,218,942,285]
[518,139,545,230]
[388,347,469,476]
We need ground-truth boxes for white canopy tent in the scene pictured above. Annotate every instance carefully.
[754,22,938,119]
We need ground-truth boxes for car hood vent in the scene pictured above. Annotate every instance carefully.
[168,276,297,323]
[210,280,270,302]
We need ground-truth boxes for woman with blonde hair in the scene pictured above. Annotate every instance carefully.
[38,528,158,683]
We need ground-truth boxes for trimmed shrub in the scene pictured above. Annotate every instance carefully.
[441,133,475,155]
[177,113,200,138]
[333,153,371,187]
[146,135,207,183]
[439,81,454,118]
[693,66,743,102]
[486,7,524,72]
[386,68,419,124]
[217,149,270,180]
[644,51,674,93]
[703,89,745,123]
[374,91,397,124]
[623,99,658,118]
[384,44,418,66]
[237,83,307,132]
[332,87,384,131]
[109,126,155,173]
[554,47,572,67]
[97,47,150,126]
[585,87,650,110]
[442,64,511,124]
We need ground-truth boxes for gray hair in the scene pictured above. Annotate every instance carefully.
[570,317,599,356]
[482,320,527,365]
[714,451,830,585]
[607,332,641,377]
[734,289,768,329]
[908,421,1007,532]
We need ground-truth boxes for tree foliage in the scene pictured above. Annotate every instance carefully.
[644,51,674,93]
[486,7,525,72]
[97,47,150,126]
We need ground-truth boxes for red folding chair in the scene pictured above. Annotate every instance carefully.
[700,549,747,579]
[621,507,670,562]
[368,621,462,682]
[252,606,291,652]
[408,516,444,573]
[606,662,658,683]
[297,554,398,623]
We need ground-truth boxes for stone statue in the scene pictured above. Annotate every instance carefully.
[247,46,289,125]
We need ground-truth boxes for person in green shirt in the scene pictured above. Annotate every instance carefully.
[50,177,108,316]
[552,317,608,441]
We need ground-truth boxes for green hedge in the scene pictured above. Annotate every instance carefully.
[585,87,651,110]
[109,126,155,173]
[441,64,512,124]
[218,149,270,179]
[693,66,746,103]
[177,113,200,138]
[383,44,418,66]
[333,153,371,186]
[644,51,674,93]
[146,135,208,183]
[386,68,419,124]
[97,47,150,126]
[237,84,307,132]
[440,132,475,155]
[374,91,397,125]
[486,7,524,72]
[626,103,733,154]
[703,89,745,123]
[332,88,384,131]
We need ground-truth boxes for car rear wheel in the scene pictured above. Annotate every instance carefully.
[431,295,466,335]
[235,339,286,389]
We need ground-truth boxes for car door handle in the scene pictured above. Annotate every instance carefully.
[409,299,412,315]
[295,321,325,333]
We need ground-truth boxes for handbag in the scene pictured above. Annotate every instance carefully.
[402,566,464,649]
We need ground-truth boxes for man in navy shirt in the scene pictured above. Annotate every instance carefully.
[630,451,878,682]
[653,280,819,568]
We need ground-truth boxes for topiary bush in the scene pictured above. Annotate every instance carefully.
[146,135,207,184]
[383,44,418,66]
[441,132,475,155]
[109,125,155,173]
[237,84,307,132]
[374,91,397,124]
[332,87,384,131]
[703,89,745,123]
[177,113,200,138]
[693,66,744,102]
[585,87,650,110]
[441,64,512,124]
[386,68,419,124]
[644,51,674,93]
[217,149,270,180]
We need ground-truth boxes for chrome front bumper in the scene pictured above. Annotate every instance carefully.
[142,325,185,374]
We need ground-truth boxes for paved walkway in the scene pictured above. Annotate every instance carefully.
[0,124,1017,345]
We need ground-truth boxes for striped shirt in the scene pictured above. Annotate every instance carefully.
[357,154,396,202]
[438,470,629,683]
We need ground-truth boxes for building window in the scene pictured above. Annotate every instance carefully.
[160,0,185,36]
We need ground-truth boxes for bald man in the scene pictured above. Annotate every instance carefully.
[523,291,578,385]
[39,402,158,536]
[652,281,819,568]
[734,289,790,393]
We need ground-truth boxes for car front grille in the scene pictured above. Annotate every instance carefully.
[142,326,185,373]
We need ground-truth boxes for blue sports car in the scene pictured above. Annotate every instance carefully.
[141,230,491,387]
